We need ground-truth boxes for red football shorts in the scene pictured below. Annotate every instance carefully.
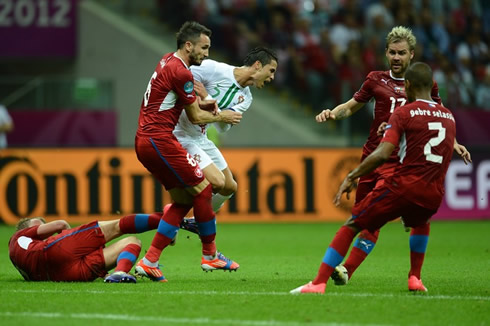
[44,221,107,281]
[135,134,204,190]
[355,161,397,204]
[351,183,437,232]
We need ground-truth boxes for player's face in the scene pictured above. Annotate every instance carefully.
[189,34,211,66]
[386,40,413,78]
[254,60,277,89]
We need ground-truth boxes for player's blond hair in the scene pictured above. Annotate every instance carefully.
[16,217,46,231]
[386,26,416,51]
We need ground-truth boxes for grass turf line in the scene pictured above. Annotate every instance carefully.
[0,221,488,326]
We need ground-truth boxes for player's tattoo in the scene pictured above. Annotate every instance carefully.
[335,108,349,120]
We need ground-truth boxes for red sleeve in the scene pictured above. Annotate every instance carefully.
[431,80,442,104]
[381,109,405,146]
[172,66,197,105]
[12,226,41,242]
[353,72,375,103]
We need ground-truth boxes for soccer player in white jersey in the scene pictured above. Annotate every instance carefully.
[174,47,277,230]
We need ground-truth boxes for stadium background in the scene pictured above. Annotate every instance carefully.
[0,0,488,224]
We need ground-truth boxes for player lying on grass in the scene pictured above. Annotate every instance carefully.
[9,213,164,283]
[291,62,456,294]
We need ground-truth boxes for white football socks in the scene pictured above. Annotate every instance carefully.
[143,257,158,267]
[212,193,233,212]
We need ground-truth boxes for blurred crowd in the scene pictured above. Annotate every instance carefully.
[155,0,490,112]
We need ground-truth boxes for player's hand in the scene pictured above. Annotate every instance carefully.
[333,176,356,207]
[219,110,242,125]
[194,81,208,99]
[454,143,472,165]
[198,98,218,114]
[316,109,336,122]
[377,122,388,136]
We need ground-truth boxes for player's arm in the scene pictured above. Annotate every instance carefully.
[334,142,395,206]
[453,139,472,165]
[36,220,71,239]
[316,98,365,122]
[194,81,209,100]
[184,100,242,125]
[213,110,233,133]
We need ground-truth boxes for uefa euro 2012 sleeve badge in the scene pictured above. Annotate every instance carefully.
[184,81,194,93]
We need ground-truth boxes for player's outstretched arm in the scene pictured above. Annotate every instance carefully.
[37,220,71,239]
[453,139,472,165]
[316,98,364,123]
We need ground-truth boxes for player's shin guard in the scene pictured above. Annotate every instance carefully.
[145,203,191,263]
[115,243,141,273]
[409,223,430,279]
[119,213,162,234]
[343,229,380,278]
[313,226,357,284]
[193,185,217,255]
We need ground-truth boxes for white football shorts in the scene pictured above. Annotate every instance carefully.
[179,137,228,171]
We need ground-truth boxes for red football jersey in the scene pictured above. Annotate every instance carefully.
[137,52,197,137]
[381,99,456,210]
[8,226,48,281]
[353,70,441,161]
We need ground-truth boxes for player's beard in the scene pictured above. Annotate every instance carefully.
[391,60,408,77]
[189,51,203,66]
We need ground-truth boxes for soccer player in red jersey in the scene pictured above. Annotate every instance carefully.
[134,21,242,282]
[292,62,457,294]
[8,214,165,283]
[314,26,471,285]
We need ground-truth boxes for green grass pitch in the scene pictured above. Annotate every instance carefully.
[1,221,489,326]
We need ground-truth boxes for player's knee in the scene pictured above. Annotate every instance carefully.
[222,179,237,195]
[126,236,141,247]
[344,218,361,233]
[209,176,226,192]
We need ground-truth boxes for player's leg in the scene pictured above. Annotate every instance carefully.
[180,143,235,234]
[136,189,192,282]
[291,187,401,294]
[340,229,380,281]
[133,136,196,281]
[403,209,434,292]
[180,140,225,193]
[103,236,141,283]
[98,213,162,243]
[202,163,226,192]
[291,221,360,294]
[409,223,430,279]
[186,180,240,272]
[214,166,237,211]
[335,175,380,283]
[207,143,236,212]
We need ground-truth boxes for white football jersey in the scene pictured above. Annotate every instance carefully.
[173,59,253,141]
